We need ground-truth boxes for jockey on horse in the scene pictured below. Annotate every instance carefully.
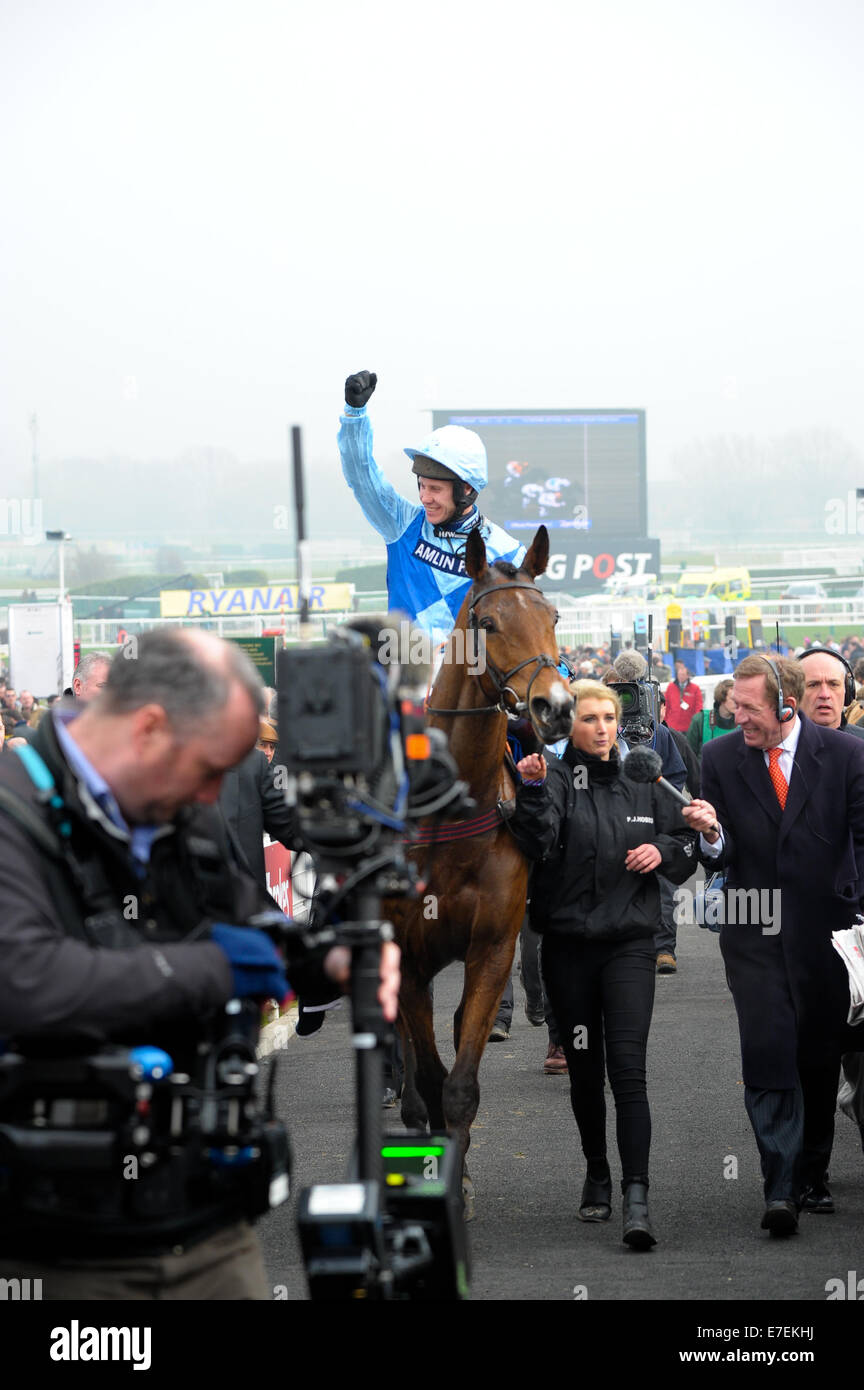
[338,370,526,646]
[338,371,571,1123]
[338,367,573,776]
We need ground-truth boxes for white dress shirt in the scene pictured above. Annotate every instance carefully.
[701,716,801,857]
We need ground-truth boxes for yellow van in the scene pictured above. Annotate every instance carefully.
[675,567,751,602]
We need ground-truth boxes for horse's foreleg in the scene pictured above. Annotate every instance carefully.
[444,945,517,1216]
[399,977,447,1132]
[454,963,508,1052]
[398,1011,426,1131]
[453,997,465,1053]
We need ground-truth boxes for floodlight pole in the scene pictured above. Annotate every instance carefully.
[46,529,71,685]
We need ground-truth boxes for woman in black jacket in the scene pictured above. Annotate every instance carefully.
[512,680,696,1248]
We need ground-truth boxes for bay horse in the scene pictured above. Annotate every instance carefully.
[392,524,573,1215]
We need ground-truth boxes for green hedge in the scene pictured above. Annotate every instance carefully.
[334,562,387,591]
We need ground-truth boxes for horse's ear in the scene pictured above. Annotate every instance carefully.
[464,526,488,579]
[520,526,549,579]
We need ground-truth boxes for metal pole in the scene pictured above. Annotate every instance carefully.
[292,425,311,641]
[30,413,39,501]
[58,536,65,687]
[353,890,385,1187]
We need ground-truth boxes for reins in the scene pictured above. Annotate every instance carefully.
[425,581,559,719]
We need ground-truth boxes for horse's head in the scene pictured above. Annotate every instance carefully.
[463,525,574,743]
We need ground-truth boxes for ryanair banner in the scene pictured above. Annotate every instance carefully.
[159,583,354,618]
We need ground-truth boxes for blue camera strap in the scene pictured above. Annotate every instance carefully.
[12,742,73,838]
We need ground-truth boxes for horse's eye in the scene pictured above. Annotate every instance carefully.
[553,610,560,625]
[479,616,496,632]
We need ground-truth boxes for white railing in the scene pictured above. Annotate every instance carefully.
[556,597,864,650]
[761,598,864,626]
[73,612,356,647]
[68,597,864,655]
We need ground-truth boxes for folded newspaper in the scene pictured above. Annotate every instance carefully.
[832,918,864,1025]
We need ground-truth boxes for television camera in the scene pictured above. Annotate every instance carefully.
[272,427,474,1300]
[607,617,661,745]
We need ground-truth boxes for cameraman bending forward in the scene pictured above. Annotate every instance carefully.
[0,629,398,1300]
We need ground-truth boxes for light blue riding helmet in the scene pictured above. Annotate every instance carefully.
[404,426,488,494]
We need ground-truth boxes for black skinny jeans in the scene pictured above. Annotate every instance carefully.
[540,933,656,1186]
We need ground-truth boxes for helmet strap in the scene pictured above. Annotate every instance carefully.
[452,480,478,510]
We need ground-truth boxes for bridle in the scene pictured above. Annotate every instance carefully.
[426,581,560,718]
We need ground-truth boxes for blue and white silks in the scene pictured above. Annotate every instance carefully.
[339,405,526,645]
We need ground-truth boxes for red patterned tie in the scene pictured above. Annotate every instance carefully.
[767,747,787,810]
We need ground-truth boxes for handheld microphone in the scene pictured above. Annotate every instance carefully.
[623,746,722,836]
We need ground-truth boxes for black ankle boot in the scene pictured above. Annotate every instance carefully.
[622,1180,656,1249]
[579,1162,612,1223]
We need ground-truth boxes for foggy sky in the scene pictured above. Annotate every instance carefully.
[2,0,863,542]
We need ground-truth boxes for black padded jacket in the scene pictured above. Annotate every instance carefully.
[509,743,696,941]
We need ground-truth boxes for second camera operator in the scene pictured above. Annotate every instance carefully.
[0,629,398,1300]
[605,651,688,974]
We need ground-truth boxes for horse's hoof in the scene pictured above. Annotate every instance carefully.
[402,1114,429,1134]
[462,1174,476,1222]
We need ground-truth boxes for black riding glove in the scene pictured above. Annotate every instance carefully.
[345,370,377,408]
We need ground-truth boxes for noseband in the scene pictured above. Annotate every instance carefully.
[426,581,560,718]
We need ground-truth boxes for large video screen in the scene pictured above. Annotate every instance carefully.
[432,409,646,536]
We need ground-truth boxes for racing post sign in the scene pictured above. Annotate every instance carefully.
[430,407,657,595]
[540,538,660,594]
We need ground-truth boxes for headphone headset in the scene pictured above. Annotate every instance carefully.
[758,655,795,724]
[796,646,856,706]
[451,478,478,511]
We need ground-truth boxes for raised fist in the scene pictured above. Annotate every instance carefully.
[345,370,378,408]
